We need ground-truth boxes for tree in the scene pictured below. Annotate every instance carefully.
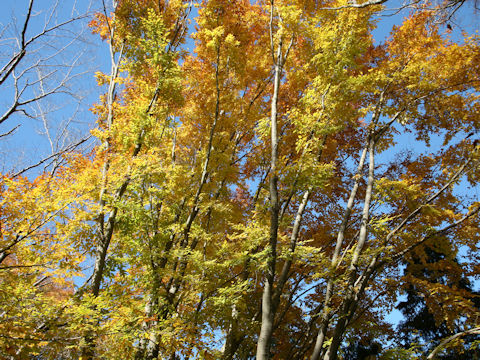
[396,239,480,359]
[1,0,480,359]
[0,0,94,176]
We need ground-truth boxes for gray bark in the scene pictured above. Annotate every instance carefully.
[256,5,284,356]
[309,144,368,360]
[322,135,376,360]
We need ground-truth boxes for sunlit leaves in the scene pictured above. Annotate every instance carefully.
[2,0,480,358]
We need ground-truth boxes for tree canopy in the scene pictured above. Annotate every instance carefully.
[1,0,480,359]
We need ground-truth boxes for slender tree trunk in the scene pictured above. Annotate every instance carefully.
[255,15,283,359]
[322,135,376,360]
[310,144,368,360]
[139,44,222,360]
[310,91,388,360]
[80,7,122,357]
[222,304,243,360]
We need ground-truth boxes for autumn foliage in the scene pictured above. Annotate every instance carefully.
[1,0,480,359]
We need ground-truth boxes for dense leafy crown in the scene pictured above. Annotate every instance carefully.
[1,0,480,359]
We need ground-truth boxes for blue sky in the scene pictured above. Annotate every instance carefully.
[0,0,104,175]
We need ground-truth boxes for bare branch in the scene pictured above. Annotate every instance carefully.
[427,326,480,359]
[319,0,388,11]
[389,203,480,264]
[12,135,91,178]
[0,124,20,138]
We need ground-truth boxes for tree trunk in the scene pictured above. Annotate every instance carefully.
[255,13,283,358]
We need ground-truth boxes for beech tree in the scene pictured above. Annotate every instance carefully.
[1,0,480,359]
